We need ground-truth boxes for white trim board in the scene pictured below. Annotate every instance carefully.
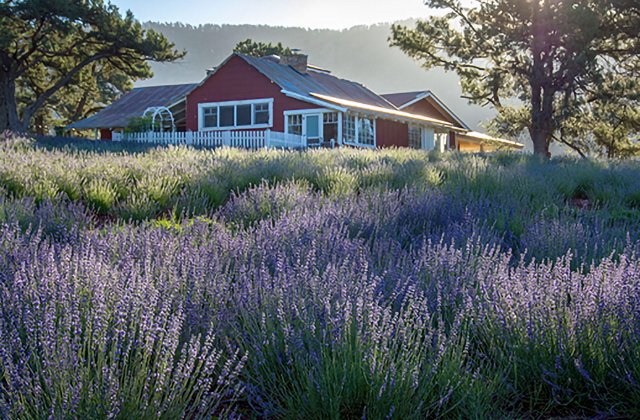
[342,113,377,149]
[283,108,336,116]
[197,98,274,131]
[283,109,339,142]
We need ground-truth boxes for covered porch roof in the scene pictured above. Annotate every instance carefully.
[457,131,525,150]
[308,92,455,130]
[307,92,523,150]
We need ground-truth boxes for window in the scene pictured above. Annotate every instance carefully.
[287,114,303,135]
[408,125,422,149]
[343,114,356,143]
[358,117,375,146]
[199,99,272,130]
[323,113,339,143]
[254,103,270,124]
[219,106,235,127]
[236,105,252,126]
[203,107,218,128]
[343,113,375,147]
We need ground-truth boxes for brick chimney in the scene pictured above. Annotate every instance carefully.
[279,54,308,74]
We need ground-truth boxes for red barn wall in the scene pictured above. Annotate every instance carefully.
[185,55,318,132]
[376,119,408,148]
[402,99,465,151]
[100,129,112,140]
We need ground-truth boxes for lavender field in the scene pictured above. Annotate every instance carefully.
[1,136,640,418]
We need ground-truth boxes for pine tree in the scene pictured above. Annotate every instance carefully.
[233,39,292,57]
[390,0,639,157]
[0,0,185,133]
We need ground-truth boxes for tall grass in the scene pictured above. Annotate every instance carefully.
[2,136,639,227]
[1,135,640,417]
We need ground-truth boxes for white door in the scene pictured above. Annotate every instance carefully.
[303,114,322,146]
[422,127,435,150]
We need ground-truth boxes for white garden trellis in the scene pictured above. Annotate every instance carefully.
[143,106,175,132]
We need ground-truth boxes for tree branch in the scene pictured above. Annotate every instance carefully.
[552,133,588,159]
[14,15,48,65]
[20,51,109,127]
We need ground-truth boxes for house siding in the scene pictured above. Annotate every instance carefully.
[376,119,409,148]
[402,100,455,126]
[403,99,463,150]
[100,129,112,140]
[185,56,318,132]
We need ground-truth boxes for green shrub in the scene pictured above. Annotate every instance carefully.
[83,179,118,214]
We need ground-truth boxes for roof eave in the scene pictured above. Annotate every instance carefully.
[397,91,471,131]
[396,91,430,109]
[281,90,348,112]
[459,131,524,149]
[310,93,454,129]
[65,84,196,131]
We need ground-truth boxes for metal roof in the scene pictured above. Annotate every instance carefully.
[67,83,198,130]
[238,54,397,110]
[381,91,429,108]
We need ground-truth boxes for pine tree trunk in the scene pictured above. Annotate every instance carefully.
[530,127,551,157]
[34,113,45,135]
[0,66,21,133]
[529,80,554,158]
[528,5,555,159]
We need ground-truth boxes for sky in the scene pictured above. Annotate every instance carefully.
[110,0,430,29]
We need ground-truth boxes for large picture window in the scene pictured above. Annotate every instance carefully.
[219,106,235,127]
[236,104,252,126]
[343,115,356,143]
[343,113,375,147]
[358,117,375,146]
[199,99,273,130]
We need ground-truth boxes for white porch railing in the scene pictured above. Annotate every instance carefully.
[112,129,307,149]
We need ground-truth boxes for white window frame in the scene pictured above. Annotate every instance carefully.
[198,98,274,131]
[286,114,303,136]
[284,108,336,137]
[342,113,376,149]
[342,114,357,144]
[408,124,423,150]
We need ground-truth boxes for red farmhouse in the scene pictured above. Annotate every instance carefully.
[69,53,523,152]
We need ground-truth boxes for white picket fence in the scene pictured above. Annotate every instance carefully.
[112,129,307,150]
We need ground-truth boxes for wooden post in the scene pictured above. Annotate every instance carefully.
[337,112,343,146]
[265,129,271,149]
[223,131,230,148]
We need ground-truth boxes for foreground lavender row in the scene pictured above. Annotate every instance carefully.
[1,182,640,418]
[1,138,640,418]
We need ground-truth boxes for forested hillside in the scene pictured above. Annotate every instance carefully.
[141,21,495,130]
